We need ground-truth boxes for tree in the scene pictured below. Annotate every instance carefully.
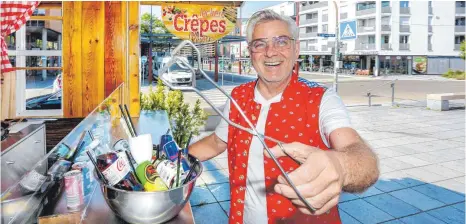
[460,40,465,60]
[140,13,168,34]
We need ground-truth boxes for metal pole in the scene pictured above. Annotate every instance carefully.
[367,92,372,107]
[148,6,153,84]
[391,82,395,106]
[333,1,339,92]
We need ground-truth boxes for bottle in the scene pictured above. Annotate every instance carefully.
[96,152,143,191]
[135,161,168,191]
[162,141,191,172]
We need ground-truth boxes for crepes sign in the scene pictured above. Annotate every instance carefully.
[161,3,237,43]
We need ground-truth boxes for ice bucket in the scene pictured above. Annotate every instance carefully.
[95,154,203,224]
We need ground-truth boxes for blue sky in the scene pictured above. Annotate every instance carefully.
[140,1,284,19]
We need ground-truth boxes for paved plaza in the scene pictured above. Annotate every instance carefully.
[189,105,465,224]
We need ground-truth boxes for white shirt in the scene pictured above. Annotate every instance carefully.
[214,86,351,224]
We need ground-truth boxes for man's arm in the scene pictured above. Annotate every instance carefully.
[329,127,379,193]
[188,133,227,162]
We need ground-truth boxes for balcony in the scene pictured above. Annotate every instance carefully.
[356,7,376,16]
[455,44,461,50]
[322,14,328,22]
[429,7,433,14]
[400,25,410,32]
[381,43,392,50]
[381,25,391,31]
[300,2,328,11]
[301,32,318,38]
[382,7,391,13]
[340,12,348,20]
[399,43,410,50]
[300,17,318,26]
[400,7,410,14]
[356,43,375,50]
[456,7,465,14]
[455,25,466,32]
[357,26,375,33]
[428,25,432,32]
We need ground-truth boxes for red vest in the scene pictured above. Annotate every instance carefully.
[227,74,342,224]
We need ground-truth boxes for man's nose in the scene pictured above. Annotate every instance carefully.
[264,44,278,57]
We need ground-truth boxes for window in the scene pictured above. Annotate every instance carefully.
[456,1,466,7]
[382,35,390,43]
[381,16,390,25]
[428,35,432,50]
[428,1,432,7]
[322,24,328,32]
[455,17,465,26]
[306,26,318,33]
[400,35,409,43]
[7,7,63,116]
[368,36,375,44]
[357,2,376,11]
[455,35,465,44]
[382,1,390,7]
[428,16,433,26]
[400,1,410,7]
[400,17,410,25]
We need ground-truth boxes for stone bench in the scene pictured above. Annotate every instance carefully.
[427,93,465,111]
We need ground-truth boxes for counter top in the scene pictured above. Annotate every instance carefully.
[1,124,44,154]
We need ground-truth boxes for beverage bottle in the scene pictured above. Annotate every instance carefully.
[96,152,143,191]
[135,161,168,191]
[162,140,190,172]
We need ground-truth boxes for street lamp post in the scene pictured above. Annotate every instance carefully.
[333,1,340,93]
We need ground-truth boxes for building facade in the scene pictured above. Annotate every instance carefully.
[298,1,465,75]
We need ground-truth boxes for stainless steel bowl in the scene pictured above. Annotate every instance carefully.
[96,154,203,224]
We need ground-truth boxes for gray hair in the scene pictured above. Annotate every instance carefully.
[246,9,299,43]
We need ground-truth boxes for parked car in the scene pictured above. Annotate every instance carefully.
[26,90,61,110]
[159,57,193,86]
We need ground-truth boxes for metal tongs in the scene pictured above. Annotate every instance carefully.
[158,40,316,213]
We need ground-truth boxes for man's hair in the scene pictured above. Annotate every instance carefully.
[246,9,299,43]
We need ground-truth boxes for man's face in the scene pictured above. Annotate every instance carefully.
[249,20,299,83]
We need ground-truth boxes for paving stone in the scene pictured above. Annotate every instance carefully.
[399,212,446,224]
[427,205,466,224]
[339,199,393,224]
[380,158,414,171]
[202,160,223,171]
[389,188,444,211]
[393,155,431,167]
[453,176,465,183]
[413,183,465,204]
[452,202,465,212]
[438,160,466,173]
[420,164,464,179]
[207,183,230,202]
[192,203,229,224]
[380,219,404,224]
[219,201,230,216]
[432,179,466,194]
[402,167,450,183]
[213,157,229,169]
[379,164,397,173]
[201,169,229,185]
[340,192,359,203]
[355,185,384,198]
[190,185,217,206]
[373,179,407,192]
[338,210,362,224]
[364,194,420,218]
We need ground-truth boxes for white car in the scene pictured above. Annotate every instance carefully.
[160,57,193,86]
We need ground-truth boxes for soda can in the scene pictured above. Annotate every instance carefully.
[72,162,92,196]
[64,170,84,210]
[113,139,130,152]
[154,160,186,188]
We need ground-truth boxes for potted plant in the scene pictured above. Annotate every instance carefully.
[141,79,208,147]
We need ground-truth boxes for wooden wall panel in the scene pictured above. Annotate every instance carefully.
[104,1,124,98]
[81,1,105,115]
[128,1,140,117]
[0,72,16,120]
[63,1,83,117]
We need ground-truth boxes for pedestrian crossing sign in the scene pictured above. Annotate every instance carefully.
[340,20,357,40]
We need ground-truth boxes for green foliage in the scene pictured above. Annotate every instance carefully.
[460,40,466,60]
[140,13,168,34]
[140,79,208,147]
[442,69,465,80]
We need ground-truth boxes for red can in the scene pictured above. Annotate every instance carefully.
[64,170,84,210]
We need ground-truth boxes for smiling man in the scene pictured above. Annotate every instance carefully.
[189,10,379,224]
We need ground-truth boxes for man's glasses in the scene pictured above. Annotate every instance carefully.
[248,35,295,53]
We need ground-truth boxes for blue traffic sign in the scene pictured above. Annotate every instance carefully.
[317,33,336,38]
[340,20,357,40]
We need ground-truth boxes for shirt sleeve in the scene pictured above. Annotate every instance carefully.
[214,99,230,143]
[319,88,352,148]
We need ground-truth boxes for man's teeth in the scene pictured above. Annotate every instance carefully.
[264,62,281,66]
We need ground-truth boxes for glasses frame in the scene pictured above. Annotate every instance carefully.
[248,35,296,53]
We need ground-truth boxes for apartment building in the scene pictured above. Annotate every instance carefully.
[299,1,465,75]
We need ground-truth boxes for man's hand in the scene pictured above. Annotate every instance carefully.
[264,142,347,215]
